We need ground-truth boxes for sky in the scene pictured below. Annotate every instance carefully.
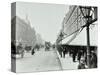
[16,2,68,44]
[16,2,97,45]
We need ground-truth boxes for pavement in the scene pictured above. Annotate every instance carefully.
[56,50,79,70]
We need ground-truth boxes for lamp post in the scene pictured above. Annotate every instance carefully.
[79,6,92,68]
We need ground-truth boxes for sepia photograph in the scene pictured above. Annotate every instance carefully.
[11,2,98,73]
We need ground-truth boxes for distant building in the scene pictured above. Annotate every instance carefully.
[36,33,45,45]
[11,16,36,46]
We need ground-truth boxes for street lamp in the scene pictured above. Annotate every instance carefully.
[79,6,92,68]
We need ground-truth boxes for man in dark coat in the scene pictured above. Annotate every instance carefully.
[77,50,83,62]
[90,51,97,68]
[72,49,77,62]
[31,48,35,55]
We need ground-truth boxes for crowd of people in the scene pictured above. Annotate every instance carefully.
[56,45,97,69]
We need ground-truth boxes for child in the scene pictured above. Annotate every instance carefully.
[78,57,86,69]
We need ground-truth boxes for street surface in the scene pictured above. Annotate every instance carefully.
[16,48,62,72]
[16,48,78,73]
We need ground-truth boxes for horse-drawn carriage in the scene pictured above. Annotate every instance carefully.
[45,42,51,51]
[11,42,25,58]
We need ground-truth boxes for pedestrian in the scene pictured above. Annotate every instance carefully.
[77,50,83,62]
[72,49,77,62]
[31,48,35,55]
[21,49,24,58]
[90,50,97,68]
